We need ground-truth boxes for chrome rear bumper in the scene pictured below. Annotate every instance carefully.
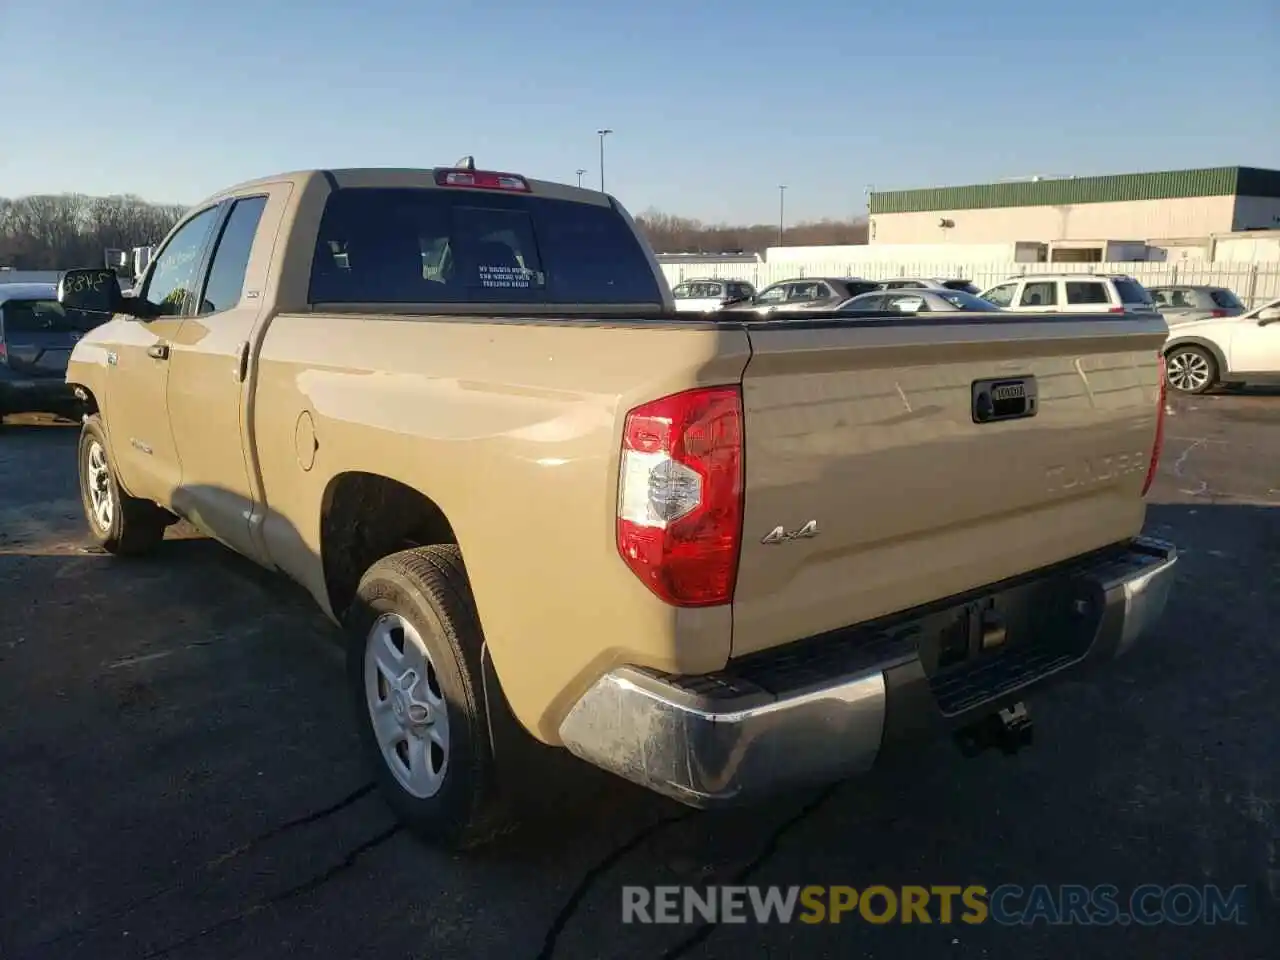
[558,537,1177,808]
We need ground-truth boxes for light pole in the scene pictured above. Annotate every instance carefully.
[777,185,787,246]
[597,129,612,193]
[576,169,587,188]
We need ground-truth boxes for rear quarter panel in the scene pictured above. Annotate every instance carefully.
[252,315,751,742]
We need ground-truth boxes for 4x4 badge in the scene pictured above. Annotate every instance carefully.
[761,520,819,545]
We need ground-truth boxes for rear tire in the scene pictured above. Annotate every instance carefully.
[78,415,167,556]
[1164,345,1217,395]
[345,545,513,850]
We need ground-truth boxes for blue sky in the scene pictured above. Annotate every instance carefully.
[1,0,1276,224]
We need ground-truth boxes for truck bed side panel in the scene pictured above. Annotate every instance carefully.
[250,314,751,741]
[733,316,1166,658]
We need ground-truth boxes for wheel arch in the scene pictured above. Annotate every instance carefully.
[1164,336,1228,376]
[318,471,460,625]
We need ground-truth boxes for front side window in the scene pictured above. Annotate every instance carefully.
[672,283,692,299]
[982,283,1017,308]
[198,196,268,316]
[143,207,221,317]
[756,285,787,304]
[309,187,662,305]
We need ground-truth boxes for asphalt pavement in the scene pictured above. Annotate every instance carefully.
[1,390,1277,960]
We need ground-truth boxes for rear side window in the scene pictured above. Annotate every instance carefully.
[1019,281,1057,306]
[1113,278,1151,305]
[1,299,100,335]
[939,291,996,310]
[199,196,268,316]
[309,187,662,305]
[840,281,879,297]
[1210,289,1242,309]
[1065,281,1111,305]
[842,294,883,310]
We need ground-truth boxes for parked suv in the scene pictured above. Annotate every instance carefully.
[1162,296,1280,394]
[1147,285,1245,324]
[0,282,101,422]
[979,274,1158,316]
[671,278,755,312]
[723,276,879,316]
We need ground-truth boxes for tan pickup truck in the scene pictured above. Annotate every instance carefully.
[58,164,1178,850]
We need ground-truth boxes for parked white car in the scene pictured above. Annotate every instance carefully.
[1162,297,1280,394]
[979,274,1159,317]
[670,278,755,312]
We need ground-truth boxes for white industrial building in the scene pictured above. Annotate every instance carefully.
[865,166,1280,262]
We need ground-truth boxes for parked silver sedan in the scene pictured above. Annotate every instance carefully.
[837,289,1002,314]
[1148,285,1246,323]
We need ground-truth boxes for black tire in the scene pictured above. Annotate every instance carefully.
[345,545,512,850]
[78,415,167,555]
[1164,345,1218,395]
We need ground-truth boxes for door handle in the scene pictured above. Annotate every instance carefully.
[147,343,170,361]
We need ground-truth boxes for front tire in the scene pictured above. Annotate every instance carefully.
[345,545,511,850]
[78,415,167,555]
[1165,345,1218,395]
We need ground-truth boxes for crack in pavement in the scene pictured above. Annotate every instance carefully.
[139,824,403,960]
[31,782,377,950]
[535,781,843,960]
[535,810,699,960]
[205,782,377,867]
[658,782,843,959]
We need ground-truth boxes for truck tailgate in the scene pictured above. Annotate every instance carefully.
[731,314,1167,658]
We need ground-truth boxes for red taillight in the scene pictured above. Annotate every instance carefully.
[1108,306,1125,314]
[1210,309,1228,318]
[1142,354,1167,497]
[616,386,744,607]
[433,168,530,192]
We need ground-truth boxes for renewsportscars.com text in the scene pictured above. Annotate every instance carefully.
[621,884,1251,926]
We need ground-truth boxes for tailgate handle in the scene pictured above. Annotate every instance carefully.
[972,376,1037,424]
[147,343,170,361]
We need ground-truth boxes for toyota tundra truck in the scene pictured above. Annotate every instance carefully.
[57,163,1177,850]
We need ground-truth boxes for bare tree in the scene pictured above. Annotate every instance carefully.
[634,208,868,254]
[0,192,187,271]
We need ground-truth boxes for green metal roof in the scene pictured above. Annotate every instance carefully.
[869,167,1280,215]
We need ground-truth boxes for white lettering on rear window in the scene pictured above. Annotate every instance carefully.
[477,264,538,289]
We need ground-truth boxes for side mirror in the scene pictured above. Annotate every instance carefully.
[1257,307,1280,324]
[58,269,124,316]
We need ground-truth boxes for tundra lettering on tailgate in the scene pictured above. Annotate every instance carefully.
[1044,451,1147,493]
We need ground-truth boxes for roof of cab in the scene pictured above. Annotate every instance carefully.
[201,167,612,207]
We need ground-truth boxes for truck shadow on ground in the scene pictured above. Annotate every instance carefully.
[1,497,1276,958]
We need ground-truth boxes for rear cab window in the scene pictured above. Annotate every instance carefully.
[309,186,663,305]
